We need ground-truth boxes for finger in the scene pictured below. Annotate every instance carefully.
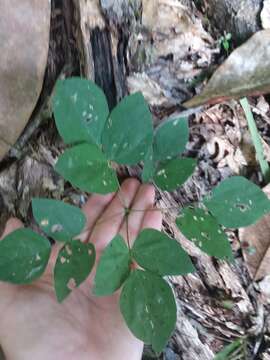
[141,206,162,231]
[47,242,64,270]
[89,178,140,253]
[79,192,115,242]
[119,184,155,244]
[0,218,24,240]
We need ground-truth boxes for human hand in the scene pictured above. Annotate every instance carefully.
[0,179,162,360]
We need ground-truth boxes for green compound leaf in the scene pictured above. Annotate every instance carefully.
[132,229,195,276]
[120,270,176,353]
[53,77,109,146]
[32,198,86,243]
[0,229,51,284]
[102,92,153,165]
[204,176,270,228]
[153,117,189,161]
[55,143,119,194]
[54,241,95,302]
[176,207,233,260]
[93,235,131,296]
[142,147,155,183]
[154,158,196,191]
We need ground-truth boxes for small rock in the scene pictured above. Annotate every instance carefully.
[261,0,270,29]
[0,0,50,160]
[164,347,181,360]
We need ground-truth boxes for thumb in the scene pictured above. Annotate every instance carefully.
[0,218,24,240]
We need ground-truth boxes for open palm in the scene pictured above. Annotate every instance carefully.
[0,179,162,360]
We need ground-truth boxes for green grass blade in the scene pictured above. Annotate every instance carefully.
[240,97,270,182]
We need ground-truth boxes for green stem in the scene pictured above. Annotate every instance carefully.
[131,206,180,213]
[125,214,131,250]
[240,97,270,183]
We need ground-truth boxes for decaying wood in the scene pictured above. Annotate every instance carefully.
[201,0,263,42]
[0,0,270,358]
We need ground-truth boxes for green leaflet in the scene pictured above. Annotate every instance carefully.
[55,143,119,194]
[102,92,153,165]
[153,117,189,161]
[132,229,195,276]
[154,158,196,191]
[93,235,131,296]
[54,241,95,302]
[0,229,51,284]
[142,147,155,183]
[53,77,109,146]
[32,198,86,243]
[176,207,233,260]
[120,270,176,353]
[204,176,270,228]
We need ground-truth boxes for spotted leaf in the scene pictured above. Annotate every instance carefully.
[132,229,195,275]
[154,158,196,191]
[0,229,51,284]
[54,241,95,302]
[93,235,131,296]
[32,198,86,242]
[53,77,109,146]
[55,143,119,194]
[102,93,153,165]
[120,270,176,353]
[204,176,270,228]
[176,207,233,260]
[153,117,189,161]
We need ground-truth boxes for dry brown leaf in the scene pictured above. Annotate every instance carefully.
[0,0,50,160]
[239,184,270,281]
[194,103,251,173]
[184,30,270,108]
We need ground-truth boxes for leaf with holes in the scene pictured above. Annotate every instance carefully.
[154,158,196,191]
[132,229,195,275]
[0,229,51,284]
[54,241,95,302]
[153,117,189,161]
[204,176,270,228]
[55,143,119,194]
[238,184,270,280]
[176,208,233,260]
[93,235,131,296]
[142,147,155,183]
[120,270,176,353]
[102,92,153,165]
[53,77,109,145]
[32,198,86,242]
